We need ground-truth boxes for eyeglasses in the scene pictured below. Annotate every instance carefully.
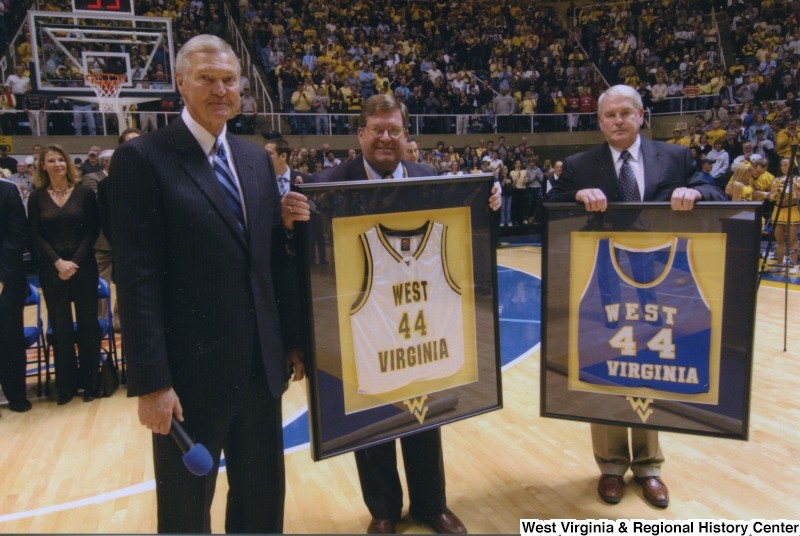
[363,125,405,139]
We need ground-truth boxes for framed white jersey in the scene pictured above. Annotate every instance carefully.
[350,221,466,395]
[297,174,501,460]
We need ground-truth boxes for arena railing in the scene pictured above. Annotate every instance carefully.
[2,7,35,85]
[2,108,667,137]
[219,0,275,129]
[10,97,754,137]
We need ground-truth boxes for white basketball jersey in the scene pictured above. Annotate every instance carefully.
[350,221,465,395]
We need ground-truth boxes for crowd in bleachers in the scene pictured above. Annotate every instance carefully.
[0,0,227,137]
[3,0,800,187]
[4,0,800,138]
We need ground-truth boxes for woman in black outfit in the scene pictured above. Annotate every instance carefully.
[28,144,100,405]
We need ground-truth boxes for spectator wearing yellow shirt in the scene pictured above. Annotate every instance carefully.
[290,81,315,135]
[668,128,690,146]
[751,158,776,199]
[519,90,536,128]
[706,120,728,146]
[727,155,772,201]
[769,157,800,271]
[775,118,800,158]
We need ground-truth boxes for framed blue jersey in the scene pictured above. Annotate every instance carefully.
[569,235,720,402]
[541,203,760,440]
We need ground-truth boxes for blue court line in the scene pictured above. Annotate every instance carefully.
[1,265,543,523]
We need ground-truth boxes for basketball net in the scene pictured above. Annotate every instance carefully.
[84,73,129,134]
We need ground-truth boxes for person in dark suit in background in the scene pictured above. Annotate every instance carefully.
[0,179,31,414]
[546,84,726,509]
[283,94,501,535]
[81,149,114,319]
[109,35,305,533]
[261,133,327,264]
[262,132,311,192]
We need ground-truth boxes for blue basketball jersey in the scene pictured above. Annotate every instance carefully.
[578,237,711,394]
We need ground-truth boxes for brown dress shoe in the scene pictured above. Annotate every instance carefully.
[367,518,397,534]
[597,474,625,504]
[635,476,669,508]
[420,510,467,534]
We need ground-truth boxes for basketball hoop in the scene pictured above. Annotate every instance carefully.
[84,73,126,114]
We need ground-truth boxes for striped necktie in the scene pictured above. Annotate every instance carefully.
[618,150,641,202]
[277,175,290,196]
[213,140,245,228]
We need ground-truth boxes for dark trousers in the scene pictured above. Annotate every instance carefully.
[0,303,26,403]
[511,189,528,225]
[153,370,285,533]
[40,266,100,396]
[354,428,447,520]
[309,212,326,264]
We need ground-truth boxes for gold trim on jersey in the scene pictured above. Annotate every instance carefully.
[686,241,711,310]
[608,236,677,289]
[376,221,433,263]
[441,226,462,294]
[350,233,374,315]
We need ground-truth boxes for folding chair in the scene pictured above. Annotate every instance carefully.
[97,278,119,370]
[44,278,120,394]
[23,282,46,397]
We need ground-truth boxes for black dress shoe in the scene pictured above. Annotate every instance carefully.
[598,474,625,504]
[418,510,468,534]
[367,518,397,534]
[8,399,32,413]
[57,393,73,405]
[83,392,97,402]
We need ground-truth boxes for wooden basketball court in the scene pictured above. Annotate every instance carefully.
[1,247,798,533]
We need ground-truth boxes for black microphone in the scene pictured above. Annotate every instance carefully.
[170,418,214,476]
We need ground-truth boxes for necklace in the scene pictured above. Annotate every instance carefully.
[49,186,70,200]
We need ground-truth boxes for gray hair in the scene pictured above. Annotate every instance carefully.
[99,149,114,166]
[597,84,643,115]
[175,35,240,78]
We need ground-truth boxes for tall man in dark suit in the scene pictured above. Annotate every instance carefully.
[0,179,31,414]
[547,84,726,509]
[109,35,305,533]
[283,94,501,534]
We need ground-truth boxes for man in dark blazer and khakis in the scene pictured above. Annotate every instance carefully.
[547,84,726,509]
[109,35,305,533]
[283,94,501,534]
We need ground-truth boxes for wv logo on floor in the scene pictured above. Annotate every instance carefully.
[626,397,654,423]
[403,395,429,423]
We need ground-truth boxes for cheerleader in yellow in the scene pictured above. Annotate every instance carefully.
[769,157,800,273]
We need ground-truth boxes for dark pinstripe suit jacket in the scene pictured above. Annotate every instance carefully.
[109,118,301,424]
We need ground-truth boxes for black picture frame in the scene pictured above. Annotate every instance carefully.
[541,202,761,440]
[298,174,502,460]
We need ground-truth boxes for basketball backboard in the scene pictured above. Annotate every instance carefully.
[28,10,176,97]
